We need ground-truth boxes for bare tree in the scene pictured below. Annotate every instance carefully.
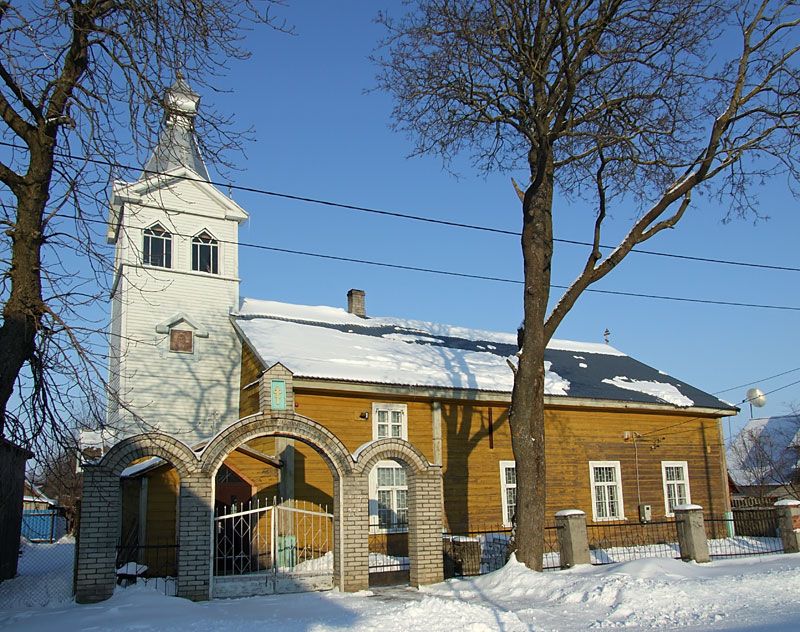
[375,0,800,569]
[729,411,800,499]
[0,2,288,454]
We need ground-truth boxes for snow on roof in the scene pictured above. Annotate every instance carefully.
[23,482,57,506]
[601,376,694,407]
[233,297,733,410]
[728,414,800,487]
[121,457,165,478]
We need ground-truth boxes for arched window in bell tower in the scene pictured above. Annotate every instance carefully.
[192,230,219,274]
[143,223,172,268]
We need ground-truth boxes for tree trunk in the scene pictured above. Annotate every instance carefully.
[0,170,50,435]
[508,157,554,570]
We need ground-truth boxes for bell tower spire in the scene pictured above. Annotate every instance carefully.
[143,74,210,180]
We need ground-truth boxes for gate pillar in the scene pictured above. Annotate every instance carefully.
[334,474,370,592]
[177,470,214,600]
[408,468,444,586]
[75,465,119,603]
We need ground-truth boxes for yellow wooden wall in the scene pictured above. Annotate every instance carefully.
[133,342,728,543]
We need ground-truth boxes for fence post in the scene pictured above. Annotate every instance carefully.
[555,509,590,569]
[773,499,800,554]
[674,504,710,563]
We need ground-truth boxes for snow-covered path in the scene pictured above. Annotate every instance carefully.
[2,544,799,631]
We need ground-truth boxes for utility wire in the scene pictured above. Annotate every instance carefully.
[641,376,800,438]
[77,215,800,312]
[713,366,800,396]
[4,140,799,273]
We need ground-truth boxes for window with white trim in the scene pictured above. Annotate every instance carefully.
[662,461,690,516]
[192,230,219,274]
[499,460,516,527]
[372,403,407,440]
[589,461,624,521]
[143,224,172,268]
[374,463,408,529]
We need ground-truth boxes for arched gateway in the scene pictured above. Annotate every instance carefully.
[75,414,443,603]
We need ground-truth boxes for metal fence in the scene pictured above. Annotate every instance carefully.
[0,538,75,610]
[441,523,562,577]
[214,498,333,578]
[706,509,784,559]
[115,542,178,595]
[21,510,67,543]
[586,520,681,565]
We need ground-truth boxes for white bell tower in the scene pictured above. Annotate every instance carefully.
[106,76,248,445]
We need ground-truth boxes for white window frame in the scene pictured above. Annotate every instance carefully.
[368,461,408,532]
[191,229,219,274]
[661,461,691,517]
[499,460,516,527]
[589,461,625,522]
[142,223,172,268]
[371,403,407,441]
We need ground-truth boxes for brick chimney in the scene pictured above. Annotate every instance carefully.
[347,289,366,318]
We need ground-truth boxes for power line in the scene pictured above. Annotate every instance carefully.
[713,366,800,396]
[77,215,800,312]
[3,140,799,273]
[641,376,800,438]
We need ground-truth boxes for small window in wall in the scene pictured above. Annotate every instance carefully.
[662,461,691,516]
[169,329,194,353]
[372,403,407,440]
[375,463,408,529]
[143,224,172,268]
[192,231,218,274]
[589,461,624,521]
[499,460,516,527]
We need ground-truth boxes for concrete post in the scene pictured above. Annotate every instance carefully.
[177,471,214,601]
[75,465,119,603]
[674,504,710,563]
[555,509,591,568]
[408,469,444,586]
[774,499,800,554]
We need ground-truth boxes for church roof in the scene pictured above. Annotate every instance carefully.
[232,297,736,413]
[142,77,209,180]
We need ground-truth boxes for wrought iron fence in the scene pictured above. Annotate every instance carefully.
[441,523,561,577]
[586,520,680,565]
[368,522,410,585]
[706,511,783,559]
[115,542,178,595]
[214,498,333,578]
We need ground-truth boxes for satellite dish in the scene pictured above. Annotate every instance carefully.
[746,387,767,408]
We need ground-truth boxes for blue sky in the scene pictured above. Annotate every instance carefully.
[171,3,798,440]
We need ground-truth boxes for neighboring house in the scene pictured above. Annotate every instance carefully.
[22,481,57,511]
[728,414,800,500]
[77,77,738,601]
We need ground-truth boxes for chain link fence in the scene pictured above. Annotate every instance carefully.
[0,537,75,610]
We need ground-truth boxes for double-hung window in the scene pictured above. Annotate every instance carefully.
[192,231,218,274]
[372,403,407,440]
[369,403,408,530]
[143,224,172,268]
[662,461,690,516]
[589,461,624,521]
[499,461,517,527]
[375,464,408,529]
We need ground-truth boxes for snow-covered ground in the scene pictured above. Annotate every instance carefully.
[2,539,800,631]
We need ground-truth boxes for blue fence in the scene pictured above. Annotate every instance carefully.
[21,511,67,543]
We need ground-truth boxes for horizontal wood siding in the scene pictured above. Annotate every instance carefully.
[239,344,262,418]
[134,380,727,546]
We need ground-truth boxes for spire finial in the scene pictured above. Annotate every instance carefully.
[164,74,200,125]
